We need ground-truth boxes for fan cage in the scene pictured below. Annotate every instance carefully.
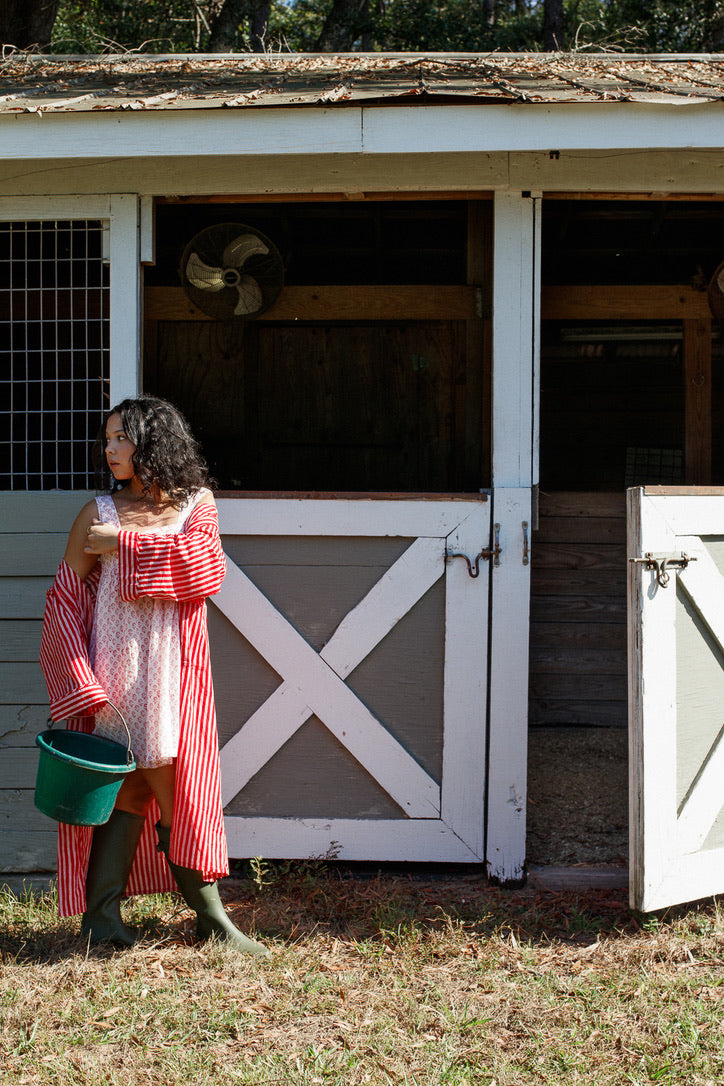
[180,223,284,320]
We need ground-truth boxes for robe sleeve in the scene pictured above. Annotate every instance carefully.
[117,501,226,603]
[39,560,108,721]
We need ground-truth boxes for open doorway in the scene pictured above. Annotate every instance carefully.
[528,197,724,870]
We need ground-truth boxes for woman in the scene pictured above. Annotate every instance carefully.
[40,396,267,956]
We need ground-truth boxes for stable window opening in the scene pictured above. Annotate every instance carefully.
[143,198,491,494]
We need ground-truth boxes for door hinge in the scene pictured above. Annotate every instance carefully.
[630,551,697,589]
[446,524,501,577]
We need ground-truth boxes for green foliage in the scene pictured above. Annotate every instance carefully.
[270,0,328,52]
[48,0,724,54]
[52,0,203,53]
[376,1,543,53]
[593,0,724,52]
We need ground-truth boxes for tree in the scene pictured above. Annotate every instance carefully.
[208,2,272,52]
[4,0,724,56]
[48,1,274,54]
[315,0,372,51]
[543,0,564,49]
[1,0,61,50]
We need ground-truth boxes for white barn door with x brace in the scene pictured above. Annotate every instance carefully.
[212,496,490,863]
[629,486,724,911]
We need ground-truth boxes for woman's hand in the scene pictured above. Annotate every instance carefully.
[84,519,120,555]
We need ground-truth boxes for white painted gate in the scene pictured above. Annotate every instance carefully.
[213,495,490,863]
[629,486,724,910]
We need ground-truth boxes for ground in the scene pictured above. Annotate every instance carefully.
[526,726,628,868]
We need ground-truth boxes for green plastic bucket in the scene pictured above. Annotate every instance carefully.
[34,707,136,826]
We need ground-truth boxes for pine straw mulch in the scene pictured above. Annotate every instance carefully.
[1,866,723,1085]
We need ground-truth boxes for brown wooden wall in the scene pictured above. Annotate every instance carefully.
[529,491,627,727]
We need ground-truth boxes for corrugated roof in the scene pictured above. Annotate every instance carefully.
[0,52,722,114]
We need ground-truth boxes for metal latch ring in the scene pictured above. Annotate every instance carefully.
[630,551,696,589]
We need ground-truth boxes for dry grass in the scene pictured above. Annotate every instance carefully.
[1,863,723,1085]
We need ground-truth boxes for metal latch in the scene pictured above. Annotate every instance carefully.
[446,524,501,578]
[630,551,697,588]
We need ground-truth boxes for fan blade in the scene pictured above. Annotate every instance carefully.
[223,234,269,270]
[234,276,263,316]
[185,252,226,292]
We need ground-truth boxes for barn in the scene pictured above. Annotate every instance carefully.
[1,52,723,908]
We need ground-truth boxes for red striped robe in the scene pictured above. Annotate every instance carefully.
[40,501,229,917]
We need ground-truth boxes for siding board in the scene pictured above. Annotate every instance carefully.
[0,621,43,661]
[0,833,56,873]
[529,700,625,726]
[0,663,46,704]
[0,535,66,575]
[0,705,48,745]
[533,542,626,570]
[529,491,627,726]
[0,747,42,789]
[0,791,52,832]
[530,672,627,700]
[0,492,93,531]
[0,579,52,619]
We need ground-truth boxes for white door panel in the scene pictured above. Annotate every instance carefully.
[215,497,491,863]
[629,487,724,910]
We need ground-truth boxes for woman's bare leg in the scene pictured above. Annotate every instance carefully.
[140,763,176,827]
[115,762,176,826]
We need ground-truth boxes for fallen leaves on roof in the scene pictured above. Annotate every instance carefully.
[0,52,722,114]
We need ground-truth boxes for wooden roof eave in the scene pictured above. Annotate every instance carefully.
[1,98,723,164]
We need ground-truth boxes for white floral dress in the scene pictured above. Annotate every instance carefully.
[89,493,198,768]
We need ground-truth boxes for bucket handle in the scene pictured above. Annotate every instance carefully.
[106,702,135,766]
[48,701,135,767]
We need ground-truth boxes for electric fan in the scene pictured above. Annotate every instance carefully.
[179,223,284,319]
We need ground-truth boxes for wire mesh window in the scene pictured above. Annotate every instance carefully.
[0,220,110,490]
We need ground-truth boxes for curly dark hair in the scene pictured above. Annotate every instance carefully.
[92,396,213,505]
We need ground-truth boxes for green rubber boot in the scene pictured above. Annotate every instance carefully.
[156,823,269,957]
[80,809,144,948]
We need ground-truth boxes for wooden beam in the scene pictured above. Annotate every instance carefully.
[542,284,711,321]
[683,317,713,485]
[158,192,493,204]
[145,284,479,322]
[643,486,724,496]
[544,192,724,202]
[149,282,712,323]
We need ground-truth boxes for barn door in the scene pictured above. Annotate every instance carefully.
[212,495,490,863]
[629,486,724,910]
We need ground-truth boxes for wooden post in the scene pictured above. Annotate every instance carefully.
[683,318,712,485]
[487,192,540,883]
[110,194,141,403]
[463,200,490,487]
